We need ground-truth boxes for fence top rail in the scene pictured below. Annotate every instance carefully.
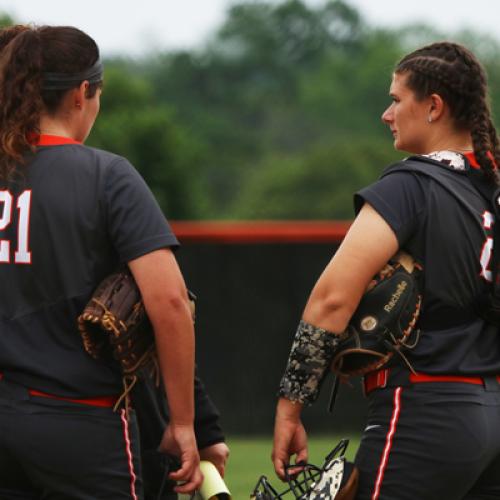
[170,220,351,244]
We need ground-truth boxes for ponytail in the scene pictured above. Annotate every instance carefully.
[470,109,499,184]
[0,24,30,51]
[0,25,101,181]
[0,27,43,180]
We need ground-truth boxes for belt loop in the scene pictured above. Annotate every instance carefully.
[363,368,390,396]
[483,376,500,392]
[377,369,389,389]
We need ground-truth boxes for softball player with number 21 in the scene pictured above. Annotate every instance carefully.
[0,25,202,498]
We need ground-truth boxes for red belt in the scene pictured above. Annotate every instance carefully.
[0,373,118,408]
[28,389,118,408]
[364,369,500,395]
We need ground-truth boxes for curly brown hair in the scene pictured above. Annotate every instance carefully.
[0,25,101,180]
[395,41,500,184]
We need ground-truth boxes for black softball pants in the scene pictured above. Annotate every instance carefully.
[354,376,500,500]
[0,378,143,500]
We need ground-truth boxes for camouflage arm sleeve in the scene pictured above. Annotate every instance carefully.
[278,320,341,406]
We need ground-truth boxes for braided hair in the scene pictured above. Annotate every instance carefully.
[396,42,500,184]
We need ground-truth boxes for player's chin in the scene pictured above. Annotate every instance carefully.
[393,137,406,152]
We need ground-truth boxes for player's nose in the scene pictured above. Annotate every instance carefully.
[381,104,393,124]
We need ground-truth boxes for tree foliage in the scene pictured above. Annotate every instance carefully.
[3,1,500,220]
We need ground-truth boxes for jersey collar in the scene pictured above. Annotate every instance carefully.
[463,151,498,170]
[32,134,82,146]
[463,151,480,169]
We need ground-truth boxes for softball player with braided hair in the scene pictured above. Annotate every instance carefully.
[0,25,202,498]
[273,41,500,499]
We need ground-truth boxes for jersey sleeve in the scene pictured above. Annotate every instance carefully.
[354,171,426,245]
[193,373,225,449]
[104,158,179,262]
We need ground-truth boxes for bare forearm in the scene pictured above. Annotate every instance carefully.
[128,249,197,426]
[150,295,196,425]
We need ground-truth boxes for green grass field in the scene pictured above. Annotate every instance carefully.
[223,434,360,498]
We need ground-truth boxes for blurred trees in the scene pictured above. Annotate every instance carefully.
[133,0,405,219]
[3,1,500,219]
[88,63,206,218]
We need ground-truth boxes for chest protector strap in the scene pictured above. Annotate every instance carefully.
[383,155,500,326]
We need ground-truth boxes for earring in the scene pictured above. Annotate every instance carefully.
[427,115,432,123]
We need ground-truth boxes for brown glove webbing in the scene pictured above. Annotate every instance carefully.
[79,268,198,420]
[90,297,129,334]
[81,297,160,417]
[113,351,159,415]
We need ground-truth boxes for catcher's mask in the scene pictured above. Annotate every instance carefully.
[250,439,358,500]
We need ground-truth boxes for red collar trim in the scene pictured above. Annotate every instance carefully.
[33,134,82,146]
[464,151,498,170]
[464,151,479,169]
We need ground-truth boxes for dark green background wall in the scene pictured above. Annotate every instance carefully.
[177,242,367,435]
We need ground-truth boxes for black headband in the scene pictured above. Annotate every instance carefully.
[42,60,103,91]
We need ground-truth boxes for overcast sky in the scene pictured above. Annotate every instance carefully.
[0,0,498,56]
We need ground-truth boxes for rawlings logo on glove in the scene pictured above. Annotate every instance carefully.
[330,252,423,377]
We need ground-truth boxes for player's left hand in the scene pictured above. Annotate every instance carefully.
[199,442,230,477]
[272,398,308,480]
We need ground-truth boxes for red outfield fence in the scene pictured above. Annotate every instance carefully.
[170,220,351,244]
[170,220,367,435]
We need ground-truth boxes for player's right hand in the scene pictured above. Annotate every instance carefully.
[159,423,203,494]
[272,398,308,480]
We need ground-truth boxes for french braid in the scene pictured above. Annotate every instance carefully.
[396,42,500,184]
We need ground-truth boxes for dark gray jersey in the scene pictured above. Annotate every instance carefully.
[0,136,178,398]
[355,152,500,375]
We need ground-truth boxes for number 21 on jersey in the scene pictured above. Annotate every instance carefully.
[0,190,32,264]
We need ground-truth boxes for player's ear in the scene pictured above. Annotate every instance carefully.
[72,81,89,109]
[428,93,445,122]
